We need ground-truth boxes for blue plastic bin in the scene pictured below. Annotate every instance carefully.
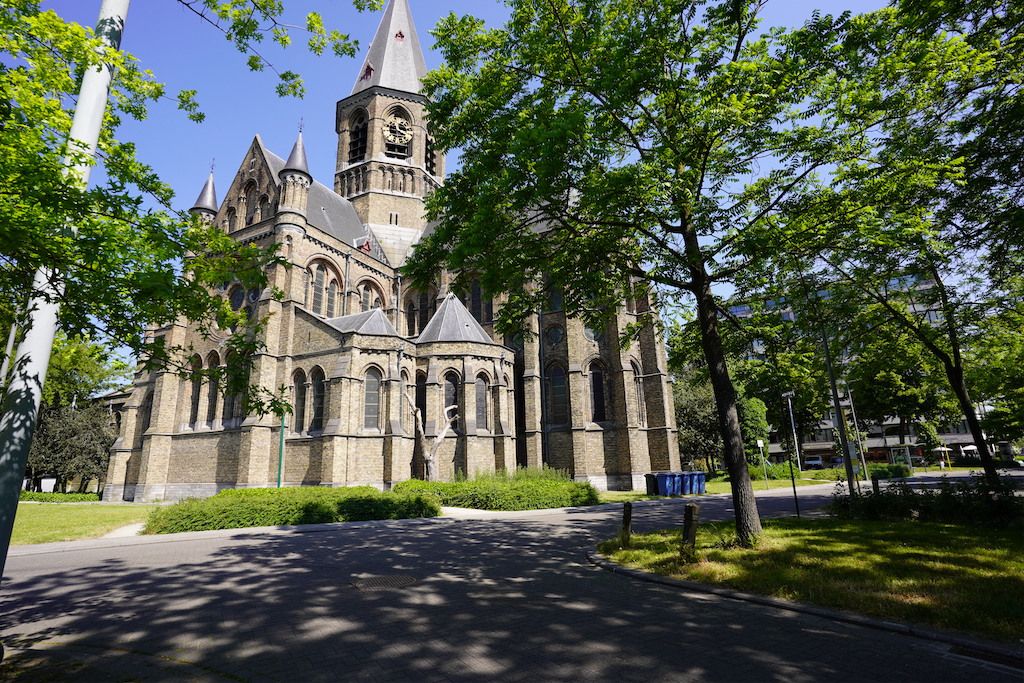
[695,472,706,494]
[655,472,673,496]
[681,472,693,495]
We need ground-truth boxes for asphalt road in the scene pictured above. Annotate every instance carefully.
[0,477,1019,682]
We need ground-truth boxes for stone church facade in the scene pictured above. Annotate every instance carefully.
[104,0,679,502]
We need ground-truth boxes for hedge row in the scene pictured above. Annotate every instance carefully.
[393,477,599,511]
[143,486,440,534]
[831,475,1023,527]
[19,491,101,503]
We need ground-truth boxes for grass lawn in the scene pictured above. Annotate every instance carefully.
[12,503,158,545]
[599,518,1024,643]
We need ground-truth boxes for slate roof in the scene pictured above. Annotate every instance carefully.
[325,308,400,337]
[256,136,369,251]
[351,0,428,96]
[282,131,310,175]
[191,172,218,213]
[416,293,494,344]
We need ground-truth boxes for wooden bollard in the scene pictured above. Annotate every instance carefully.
[682,503,700,550]
[620,501,633,548]
[871,475,880,495]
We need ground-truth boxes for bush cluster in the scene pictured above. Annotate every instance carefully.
[144,486,440,534]
[19,491,101,503]
[831,475,1024,528]
[746,462,794,481]
[393,468,599,510]
[868,463,912,479]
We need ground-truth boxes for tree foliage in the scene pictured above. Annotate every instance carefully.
[26,404,116,492]
[408,0,889,545]
[0,0,377,417]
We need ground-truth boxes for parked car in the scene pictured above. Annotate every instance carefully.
[830,456,845,468]
[804,455,825,469]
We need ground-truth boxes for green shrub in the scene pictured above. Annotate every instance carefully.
[800,467,847,481]
[831,475,1024,528]
[143,486,441,535]
[393,471,599,511]
[19,491,101,503]
[746,462,794,481]
[868,463,912,479]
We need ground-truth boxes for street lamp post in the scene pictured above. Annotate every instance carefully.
[782,392,801,518]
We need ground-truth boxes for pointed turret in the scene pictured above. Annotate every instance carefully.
[190,172,218,222]
[278,129,312,218]
[351,0,428,96]
[282,130,310,176]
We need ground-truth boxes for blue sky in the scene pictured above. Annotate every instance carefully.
[43,0,888,210]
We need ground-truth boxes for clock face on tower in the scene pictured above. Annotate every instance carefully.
[383,115,413,144]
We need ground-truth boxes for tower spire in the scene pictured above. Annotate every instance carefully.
[351,0,427,96]
[190,168,218,219]
[283,127,309,176]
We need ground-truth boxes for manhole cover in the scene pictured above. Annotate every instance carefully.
[351,575,417,592]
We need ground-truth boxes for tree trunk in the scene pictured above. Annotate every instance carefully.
[693,277,763,545]
[944,362,998,483]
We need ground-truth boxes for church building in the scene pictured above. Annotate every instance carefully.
[104,0,679,502]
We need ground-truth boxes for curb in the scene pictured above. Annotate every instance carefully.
[588,552,1024,671]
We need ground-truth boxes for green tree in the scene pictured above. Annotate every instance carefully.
[846,319,959,446]
[775,0,1022,482]
[38,332,131,409]
[407,0,884,545]
[27,404,115,493]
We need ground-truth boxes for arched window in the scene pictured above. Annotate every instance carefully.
[259,195,271,222]
[206,352,220,426]
[415,371,427,425]
[384,107,412,160]
[327,280,339,317]
[359,282,384,312]
[188,355,203,427]
[312,265,326,315]
[226,207,237,231]
[547,365,569,425]
[406,301,416,336]
[589,362,607,423]
[309,368,326,432]
[632,361,646,426]
[470,280,483,322]
[363,367,382,430]
[475,374,489,431]
[443,371,461,431]
[348,111,368,163]
[418,290,433,332]
[244,183,258,225]
[222,352,248,427]
[139,390,154,435]
[292,369,307,433]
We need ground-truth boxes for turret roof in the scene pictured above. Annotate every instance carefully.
[416,292,494,344]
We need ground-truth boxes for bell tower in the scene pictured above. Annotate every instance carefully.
[334,0,445,265]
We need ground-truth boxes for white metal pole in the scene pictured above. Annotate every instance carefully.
[0,0,131,588]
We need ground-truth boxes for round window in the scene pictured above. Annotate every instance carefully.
[584,326,603,343]
[545,326,564,345]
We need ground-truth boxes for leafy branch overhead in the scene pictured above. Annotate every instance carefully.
[176,0,384,99]
[0,0,378,418]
